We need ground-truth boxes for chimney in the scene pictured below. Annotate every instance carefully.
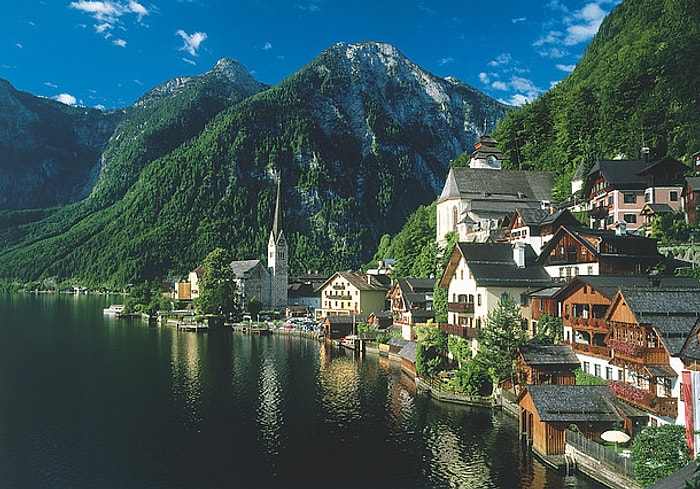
[513,243,526,268]
[641,147,650,163]
[615,221,627,236]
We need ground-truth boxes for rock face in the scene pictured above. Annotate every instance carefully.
[0,79,121,209]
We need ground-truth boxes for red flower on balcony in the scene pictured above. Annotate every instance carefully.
[608,380,656,407]
[605,338,643,356]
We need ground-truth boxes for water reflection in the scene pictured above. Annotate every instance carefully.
[319,348,362,429]
[170,331,205,428]
[257,344,284,460]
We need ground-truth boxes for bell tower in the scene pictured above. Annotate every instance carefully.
[268,175,288,310]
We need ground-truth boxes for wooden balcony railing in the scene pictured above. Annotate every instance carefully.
[608,380,678,419]
[439,323,478,339]
[448,302,474,314]
[571,342,611,358]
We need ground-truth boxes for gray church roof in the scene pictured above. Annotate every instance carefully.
[229,259,267,278]
[438,167,554,204]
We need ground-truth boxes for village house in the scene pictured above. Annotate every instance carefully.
[682,176,700,226]
[286,272,327,316]
[536,224,667,280]
[552,275,700,384]
[604,287,700,424]
[436,132,554,246]
[518,385,645,458]
[506,207,582,255]
[438,242,553,346]
[387,278,435,341]
[583,152,687,233]
[517,344,579,386]
[316,271,390,318]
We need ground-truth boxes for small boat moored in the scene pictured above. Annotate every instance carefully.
[103,304,125,315]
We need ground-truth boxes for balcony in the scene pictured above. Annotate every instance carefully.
[588,205,609,219]
[448,302,475,314]
[608,380,678,419]
[568,317,610,334]
[549,253,578,264]
[606,339,669,364]
[439,323,478,339]
[571,342,611,358]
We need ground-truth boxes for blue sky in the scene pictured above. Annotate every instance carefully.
[1,0,621,110]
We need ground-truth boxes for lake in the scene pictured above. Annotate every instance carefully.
[0,294,605,488]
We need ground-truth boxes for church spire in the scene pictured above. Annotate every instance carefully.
[271,174,283,242]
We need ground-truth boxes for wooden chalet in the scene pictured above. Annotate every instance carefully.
[604,287,700,422]
[387,278,435,340]
[682,176,700,226]
[537,225,666,280]
[322,315,368,341]
[507,207,581,255]
[517,344,579,386]
[519,385,626,456]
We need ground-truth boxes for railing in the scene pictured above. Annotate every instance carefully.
[608,380,678,419]
[566,430,634,478]
[439,323,478,338]
[588,205,609,219]
[448,302,474,313]
[571,342,611,358]
[549,253,578,264]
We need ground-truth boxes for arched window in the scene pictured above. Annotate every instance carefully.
[452,206,458,232]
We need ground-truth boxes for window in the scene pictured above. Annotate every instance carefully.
[623,214,637,223]
[605,215,614,225]
[607,195,614,206]
[670,191,678,202]
[520,293,528,306]
[594,364,601,377]
[605,367,613,380]
[477,294,482,306]
[452,206,458,232]
[583,361,590,373]
[644,192,651,203]
[623,193,636,204]
[587,266,594,275]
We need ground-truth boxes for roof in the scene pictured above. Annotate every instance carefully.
[442,242,553,288]
[387,337,409,348]
[583,157,687,195]
[519,344,580,367]
[614,287,700,355]
[552,275,700,302]
[640,203,674,215]
[229,259,266,278]
[525,385,622,423]
[398,341,417,362]
[325,315,369,325]
[317,271,390,293]
[685,177,700,192]
[647,462,699,489]
[438,167,553,204]
[537,225,661,264]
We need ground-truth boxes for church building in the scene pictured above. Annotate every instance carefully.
[188,177,288,311]
[436,132,554,247]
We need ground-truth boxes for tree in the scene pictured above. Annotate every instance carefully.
[535,314,564,345]
[476,294,527,384]
[247,296,263,321]
[415,323,448,377]
[631,424,691,487]
[195,247,239,317]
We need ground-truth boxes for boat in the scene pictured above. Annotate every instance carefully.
[103,304,125,315]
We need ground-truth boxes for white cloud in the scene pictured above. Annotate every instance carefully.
[488,53,513,67]
[296,3,320,13]
[438,56,454,66]
[113,38,127,47]
[262,42,273,51]
[556,63,576,73]
[511,16,526,23]
[53,93,77,105]
[479,72,490,84]
[15,43,23,48]
[181,57,197,65]
[564,3,607,45]
[69,1,149,43]
[506,94,531,106]
[176,30,207,56]
[487,75,544,106]
[44,82,59,88]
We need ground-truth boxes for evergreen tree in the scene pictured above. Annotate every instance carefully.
[195,247,239,317]
[476,294,527,384]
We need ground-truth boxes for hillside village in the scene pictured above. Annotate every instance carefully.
[172,131,700,488]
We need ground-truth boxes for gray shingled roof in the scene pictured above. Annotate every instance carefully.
[553,275,700,301]
[519,344,580,367]
[456,242,553,287]
[618,287,700,355]
[399,341,417,362]
[445,167,553,202]
[686,177,700,192]
[526,385,622,423]
[229,259,265,278]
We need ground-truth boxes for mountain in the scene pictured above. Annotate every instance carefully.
[0,42,510,288]
[493,0,700,199]
[0,79,121,209]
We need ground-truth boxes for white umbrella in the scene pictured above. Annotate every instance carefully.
[601,430,630,450]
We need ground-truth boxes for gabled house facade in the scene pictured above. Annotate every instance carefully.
[438,242,553,345]
[553,275,700,384]
[537,225,665,280]
[604,287,700,424]
[317,271,389,318]
[517,344,579,386]
[682,176,700,226]
[388,278,435,341]
[507,207,581,255]
[583,155,687,233]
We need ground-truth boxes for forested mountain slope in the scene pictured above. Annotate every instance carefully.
[493,0,700,200]
[0,42,509,288]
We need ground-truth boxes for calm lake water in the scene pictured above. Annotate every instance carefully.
[0,294,606,489]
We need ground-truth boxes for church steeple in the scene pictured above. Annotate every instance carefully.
[268,173,288,310]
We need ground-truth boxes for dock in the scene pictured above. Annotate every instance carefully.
[177,322,209,332]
